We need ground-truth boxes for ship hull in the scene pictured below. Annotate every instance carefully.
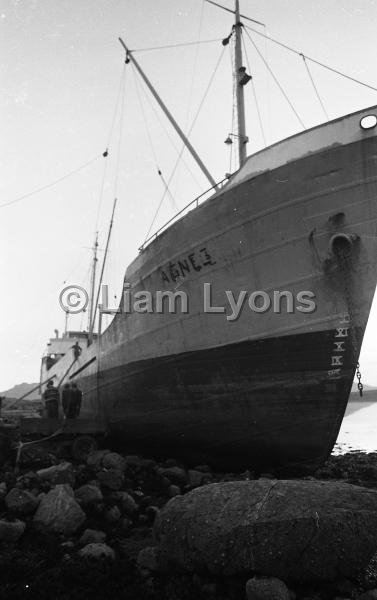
[41,106,377,473]
[72,328,356,473]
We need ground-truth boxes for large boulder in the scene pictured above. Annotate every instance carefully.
[37,462,75,486]
[154,480,377,582]
[5,488,40,515]
[33,484,85,536]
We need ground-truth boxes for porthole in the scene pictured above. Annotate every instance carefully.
[360,114,377,130]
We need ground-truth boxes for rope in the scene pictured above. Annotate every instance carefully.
[143,44,227,242]
[244,23,377,94]
[133,69,178,211]
[244,28,306,129]
[136,75,203,191]
[130,38,223,53]
[241,33,267,147]
[301,54,329,121]
[95,64,127,230]
[113,66,127,200]
[0,154,103,209]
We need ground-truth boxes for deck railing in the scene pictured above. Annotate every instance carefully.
[138,176,229,252]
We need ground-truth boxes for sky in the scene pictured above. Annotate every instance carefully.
[2,0,377,391]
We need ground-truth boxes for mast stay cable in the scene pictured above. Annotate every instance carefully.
[142,44,227,242]
[241,33,267,147]
[244,28,306,129]
[244,23,377,94]
[301,54,329,121]
[0,155,103,209]
[133,69,179,211]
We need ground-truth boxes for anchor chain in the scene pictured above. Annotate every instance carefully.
[337,252,363,396]
[356,361,364,397]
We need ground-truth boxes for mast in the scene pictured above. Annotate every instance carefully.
[91,197,117,338]
[234,0,248,167]
[88,231,99,342]
[118,37,217,189]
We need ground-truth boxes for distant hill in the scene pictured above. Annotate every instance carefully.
[0,382,40,401]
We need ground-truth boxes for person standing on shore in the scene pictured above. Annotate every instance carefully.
[71,383,82,418]
[62,383,73,419]
[43,381,59,418]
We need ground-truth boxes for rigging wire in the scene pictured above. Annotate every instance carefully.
[228,40,236,173]
[94,63,127,230]
[130,38,223,53]
[301,54,329,121]
[133,69,178,211]
[176,0,206,197]
[136,73,203,192]
[244,28,306,129]
[0,154,103,209]
[241,33,267,147]
[113,66,127,199]
[244,23,377,94]
[143,44,227,242]
[2,63,128,212]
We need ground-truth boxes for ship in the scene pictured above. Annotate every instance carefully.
[39,2,377,474]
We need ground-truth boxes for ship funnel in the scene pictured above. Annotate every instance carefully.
[329,233,359,259]
[54,329,59,338]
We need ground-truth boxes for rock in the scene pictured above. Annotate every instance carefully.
[188,470,206,488]
[120,517,133,533]
[168,485,181,497]
[139,459,157,471]
[154,480,377,582]
[0,519,25,542]
[105,505,121,523]
[116,492,138,516]
[97,468,124,491]
[33,484,86,536]
[102,452,126,471]
[37,462,75,486]
[5,488,40,515]
[79,542,115,561]
[246,577,291,600]
[137,546,168,573]
[194,465,212,473]
[125,455,143,469]
[86,450,110,471]
[145,506,160,524]
[79,528,106,545]
[359,591,377,600]
[160,467,187,485]
[75,484,103,507]
[0,482,7,501]
[260,472,276,480]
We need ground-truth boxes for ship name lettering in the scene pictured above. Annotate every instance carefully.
[335,327,349,338]
[160,246,216,283]
[331,356,343,366]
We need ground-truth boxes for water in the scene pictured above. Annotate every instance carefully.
[334,401,377,454]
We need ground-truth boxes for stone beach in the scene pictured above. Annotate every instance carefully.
[1,443,377,599]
